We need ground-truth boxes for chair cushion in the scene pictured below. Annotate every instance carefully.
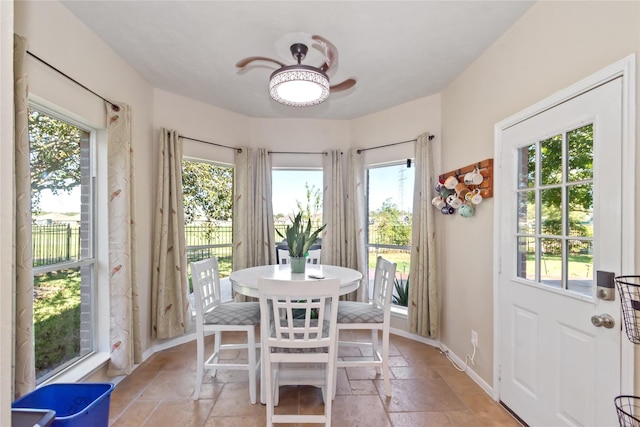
[203,302,260,325]
[337,301,384,324]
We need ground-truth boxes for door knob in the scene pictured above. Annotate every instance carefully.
[590,313,615,329]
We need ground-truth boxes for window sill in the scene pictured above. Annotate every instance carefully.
[390,305,408,317]
[41,352,111,386]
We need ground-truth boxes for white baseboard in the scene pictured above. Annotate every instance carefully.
[389,327,439,347]
[438,342,494,398]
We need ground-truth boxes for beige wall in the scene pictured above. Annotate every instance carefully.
[440,0,640,385]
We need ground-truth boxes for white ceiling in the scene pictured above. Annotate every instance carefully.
[61,1,534,120]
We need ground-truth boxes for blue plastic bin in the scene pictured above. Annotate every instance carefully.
[12,382,114,427]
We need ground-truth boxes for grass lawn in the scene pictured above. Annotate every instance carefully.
[33,268,81,378]
[368,249,411,277]
[523,253,593,279]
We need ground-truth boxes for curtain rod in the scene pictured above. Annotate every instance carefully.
[268,151,328,155]
[27,51,120,111]
[180,135,242,153]
[356,135,434,154]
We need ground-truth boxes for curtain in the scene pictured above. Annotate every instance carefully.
[151,129,190,340]
[14,33,35,398]
[345,149,368,302]
[322,150,346,265]
[106,102,142,376]
[322,150,368,301]
[232,148,275,301]
[408,132,438,338]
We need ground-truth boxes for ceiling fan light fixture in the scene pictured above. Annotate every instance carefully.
[269,65,330,107]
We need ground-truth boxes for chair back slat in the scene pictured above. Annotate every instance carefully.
[191,257,223,325]
[307,249,321,265]
[277,248,321,265]
[259,277,340,350]
[277,249,290,265]
[371,257,397,309]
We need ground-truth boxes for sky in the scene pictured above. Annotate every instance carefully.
[39,165,415,215]
[38,188,80,213]
[271,164,414,217]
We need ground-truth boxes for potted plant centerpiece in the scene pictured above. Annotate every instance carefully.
[277,212,326,274]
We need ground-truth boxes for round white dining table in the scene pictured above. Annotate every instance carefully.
[229,264,362,298]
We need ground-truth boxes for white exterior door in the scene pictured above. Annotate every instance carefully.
[497,77,626,426]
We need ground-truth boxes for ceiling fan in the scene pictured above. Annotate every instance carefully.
[235,35,356,107]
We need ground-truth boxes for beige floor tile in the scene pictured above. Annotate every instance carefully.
[109,400,158,427]
[210,383,264,417]
[379,378,467,412]
[137,371,197,401]
[109,334,520,426]
[331,395,392,427]
[388,411,453,427]
[142,400,213,426]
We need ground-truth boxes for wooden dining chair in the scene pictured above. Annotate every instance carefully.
[336,256,397,396]
[258,276,340,426]
[190,257,261,403]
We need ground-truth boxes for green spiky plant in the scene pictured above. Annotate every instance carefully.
[277,212,326,257]
[392,275,409,307]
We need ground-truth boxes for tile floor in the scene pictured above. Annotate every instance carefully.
[108,330,521,426]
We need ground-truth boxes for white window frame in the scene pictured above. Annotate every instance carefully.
[29,101,110,384]
[365,160,414,315]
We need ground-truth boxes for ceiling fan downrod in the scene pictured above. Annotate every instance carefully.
[290,43,308,65]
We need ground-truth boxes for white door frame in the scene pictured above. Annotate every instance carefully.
[493,54,636,400]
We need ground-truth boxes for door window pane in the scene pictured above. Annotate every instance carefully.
[567,124,593,182]
[517,144,536,189]
[517,237,536,280]
[517,191,536,234]
[540,134,562,185]
[567,184,593,237]
[567,240,593,296]
[541,187,562,235]
[541,238,562,287]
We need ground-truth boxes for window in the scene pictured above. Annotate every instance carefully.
[367,162,414,307]
[29,107,95,382]
[182,159,234,282]
[516,124,594,296]
[272,169,323,241]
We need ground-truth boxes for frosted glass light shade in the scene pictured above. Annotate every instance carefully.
[269,65,330,107]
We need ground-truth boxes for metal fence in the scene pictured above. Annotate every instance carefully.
[32,224,80,267]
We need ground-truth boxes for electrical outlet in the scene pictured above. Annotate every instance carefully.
[471,330,478,347]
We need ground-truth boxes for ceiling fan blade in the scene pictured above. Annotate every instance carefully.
[311,35,338,72]
[235,56,286,69]
[330,78,356,93]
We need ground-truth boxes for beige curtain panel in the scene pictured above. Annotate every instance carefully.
[408,132,439,338]
[322,150,347,266]
[346,148,369,302]
[323,149,368,302]
[151,128,190,340]
[13,33,36,399]
[107,103,142,375]
[232,147,275,301]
